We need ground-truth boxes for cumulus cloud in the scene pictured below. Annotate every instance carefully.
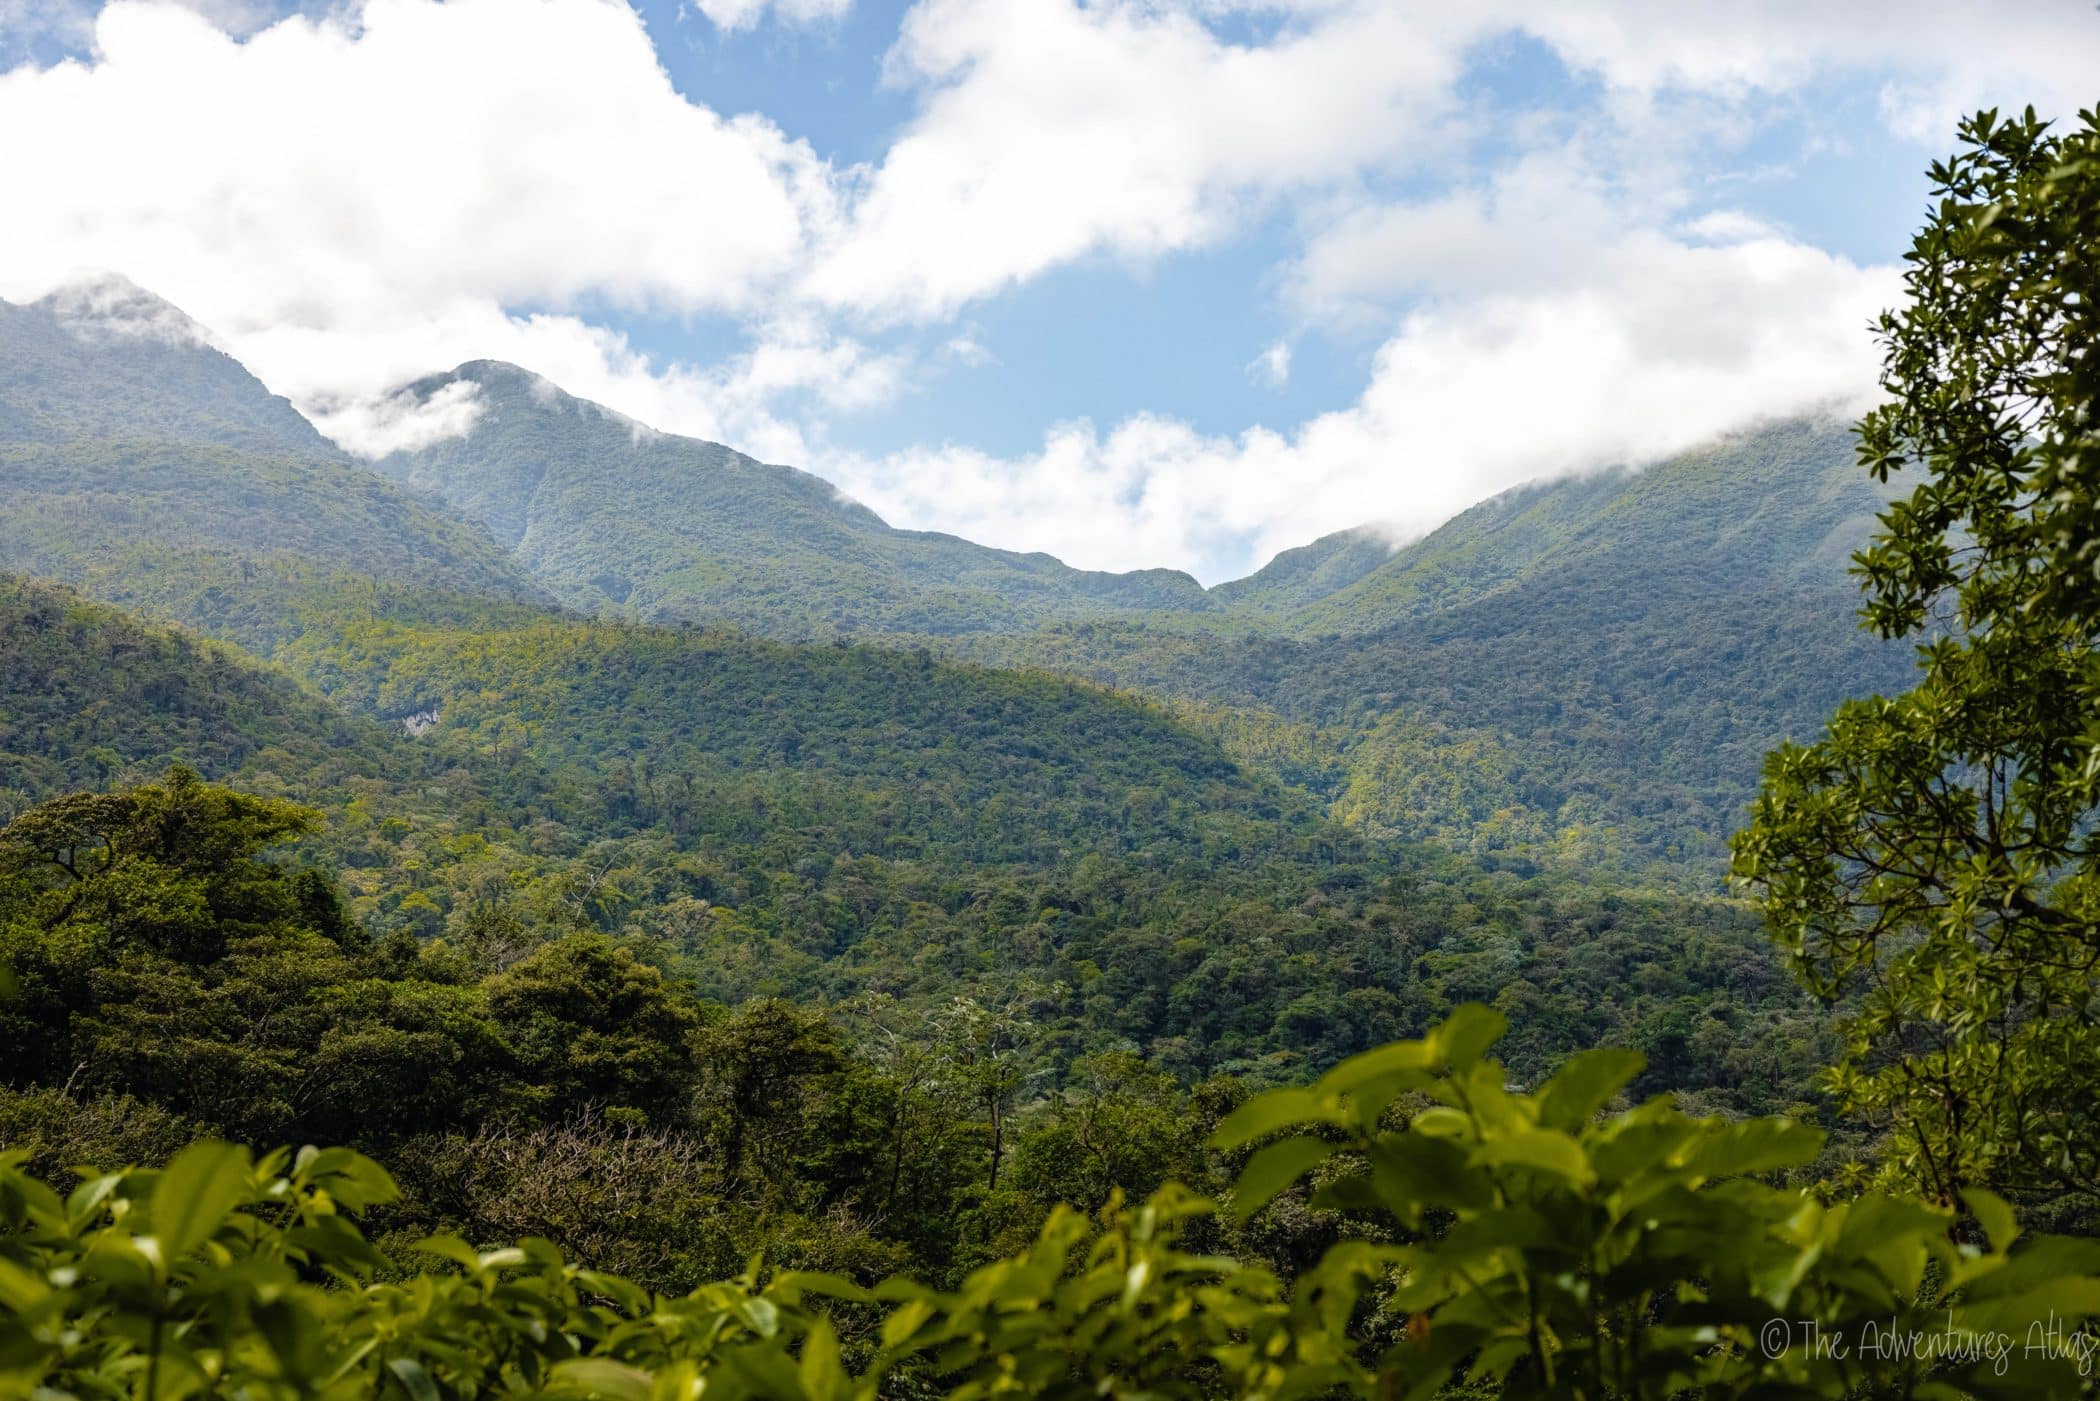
[0,0,837,446]
[1507,2,2100,140]
[801,0,1478,319]
[828,204,1896,581]
[2,0,2095,577]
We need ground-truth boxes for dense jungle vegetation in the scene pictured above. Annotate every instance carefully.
[2,106,2098,1396]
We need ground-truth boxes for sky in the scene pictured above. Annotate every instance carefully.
[2,1,2096,583]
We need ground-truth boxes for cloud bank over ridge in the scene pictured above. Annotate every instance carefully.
[2,0,2093,580]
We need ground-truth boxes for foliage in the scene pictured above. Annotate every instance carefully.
[0,576,397,820]
[6,1012,2098,1399]
[0,770,1851,1295]
[1734,107,2100,1212]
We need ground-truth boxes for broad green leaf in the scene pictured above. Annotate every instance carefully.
[0,1256,49,1312]
[1318,1039,1436,1099]
[1365,1135,1491,1214]
[1474,1127,1593,1186]
[1211,1087,1342,1150]
[414,1234,484,1271]
[548,1358,653,1401]
[773,1271,872,1305]
[1230,1136,1334,1220]
[799,1317,845,1399]
[1681,1118,1824,1179]
[1534,1048,1644,1131]
[1965,1187,2019,1252]
[1429,1005,1508,1070]
[388,1357,442,1401]
[149,1140,252,1260]
[881,1298,936,1350]
[733,1295,781,1338]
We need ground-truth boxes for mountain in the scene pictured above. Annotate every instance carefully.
[1223,419,1887,637]
[0,283,1910,885]
[0,573,401,815]
[1206,525,1401,619]
[0,275,328,455]
[373,361,1211,637]
[0,283,546,655]
[946,421,1914,879]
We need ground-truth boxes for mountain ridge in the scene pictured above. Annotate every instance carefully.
[374,359,1216,637]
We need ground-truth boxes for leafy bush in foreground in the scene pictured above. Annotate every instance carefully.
[4,1009,2096,1399]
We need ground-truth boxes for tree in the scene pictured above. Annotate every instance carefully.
[482,932,707,1125]
[1733,106,2100,1210]
[933,993,1039,1193]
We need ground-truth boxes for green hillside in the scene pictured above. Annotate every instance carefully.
[0,574,1820,1095]
[943,423,1913,879]
[0,277,329,455]
[0,288,546,657]
[0,573,399,815]
[374,361,1211,637]
[1256,419,1888,637]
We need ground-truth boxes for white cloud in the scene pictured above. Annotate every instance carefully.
[802,0,1479,319]
[690,0,849,32]
[1507,3,2100,141]
[315,375,486,457]
[941,332,994,367]
[0,0,838,441]
[282,304,902,463]
[829,204,1897,582]
[1247,341,1290,389]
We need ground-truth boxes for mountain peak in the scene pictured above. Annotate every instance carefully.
[31,271,217,351]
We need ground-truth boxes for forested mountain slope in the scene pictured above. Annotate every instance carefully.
[375,361,1211,637]
[0,574,400,815]
[947,423,1914,878]
[1233,419,1889,637]
[0,277,328,454]
[0,285,546,655]
[0,283,1909,887]
[0,573,1823,1095]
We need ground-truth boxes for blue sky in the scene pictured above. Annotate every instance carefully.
[2,0,2096,581]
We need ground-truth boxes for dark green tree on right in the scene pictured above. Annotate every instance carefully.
[1734,106,2100,1212]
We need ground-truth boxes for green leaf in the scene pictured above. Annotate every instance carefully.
[1429,1005,1508,1070]
[733,1295,781,1338]
[881,1298,936,1349]
[1534,1048,1644,1131]
[1964,1187,2018,1252]
[1210,1087,1340,1150]
[413,1235,484,1271]
[773,1270,873,1305]
[149,1140,251,1260]
[1474,1128,1593,1186]
[799,1317,845,1399]
[1682,1118,1824,1178]
[388,1357,442,1401]
[1230,1136,1334,1219]
[547,1358,652,1401]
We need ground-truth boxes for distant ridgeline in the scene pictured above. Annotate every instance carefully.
[0,281,1906,887]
